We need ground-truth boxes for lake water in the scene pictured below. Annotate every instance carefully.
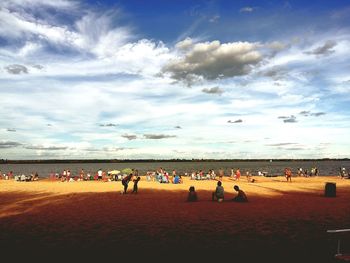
[1,160,349,178]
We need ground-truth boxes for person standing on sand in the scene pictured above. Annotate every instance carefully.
[285,167,292,182]
[235,168,241,181]
[97,168,103,181]
[131,176,140,194]
[121,173,133,194]
[80,169,85,181]
[218,168,224,181]
[212,181,224,202]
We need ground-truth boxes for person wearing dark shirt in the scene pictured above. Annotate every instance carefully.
[121,173,133,194]
[187,186,198,202]
[232,185,248,202]
[131,176,141,194]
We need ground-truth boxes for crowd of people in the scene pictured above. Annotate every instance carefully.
[0,170,39,181]
[3,165,350,204]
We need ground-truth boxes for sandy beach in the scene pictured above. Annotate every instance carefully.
[1,176,350,262]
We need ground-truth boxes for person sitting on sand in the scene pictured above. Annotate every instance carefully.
[246,171,255,183]
[212,181,224,202]
[232,185,248,202]
[131,176,140,194]
[121,173,133,194]
[173,174,181,184]
[187,186,198,202]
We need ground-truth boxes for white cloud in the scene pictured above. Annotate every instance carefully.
[240,7,255,13]
[0,1,350,159]
[2,0,77,9]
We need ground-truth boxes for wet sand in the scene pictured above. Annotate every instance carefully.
[1,176,349,262]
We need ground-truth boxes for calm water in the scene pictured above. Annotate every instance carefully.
[1,160,349,178]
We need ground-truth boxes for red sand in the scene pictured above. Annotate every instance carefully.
[1,176,350,262]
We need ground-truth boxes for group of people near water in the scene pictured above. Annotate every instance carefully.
[0,170,39,181]
[296,167,319,177]
[143,167,247,184]
[145,168,183,184]
[48,168,139,182]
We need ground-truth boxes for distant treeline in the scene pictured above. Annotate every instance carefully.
[1,158,349,164]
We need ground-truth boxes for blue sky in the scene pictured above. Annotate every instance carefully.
[0,0,349,159]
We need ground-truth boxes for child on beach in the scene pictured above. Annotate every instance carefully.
[212,181,224,202]
[232,185,248,202]
[187,186,198,202]
[131,176,141,194]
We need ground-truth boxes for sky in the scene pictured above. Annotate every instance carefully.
[0,0,350,160]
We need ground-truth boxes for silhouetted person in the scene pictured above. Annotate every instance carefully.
[122,173,133,194]
[232,185,248,202]
[131,176,141,194]
[187,186,198,202]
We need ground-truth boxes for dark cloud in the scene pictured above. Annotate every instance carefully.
[24,145,68,150]
[6,128,16,132]
[99,123,117,127]
[299,111,310,116]
[143,134,177,139]
[299,111,326,117]
[163,39,262,85]
[202,86,224,95]
[174,126,182,129]
[0,141,22,148]
[32,64,44,69]
[84,148,102,152]
[262,67,288,80]
[121,134,137,140]
[278,115,297,123]
[4,64,28,74]
[102,147,131,151]
[282,147,305,151]
[266,143,296,147]
[305,40,337,56]
[283,117,297,123]
[228,119,243,123]
[311,112,326,117]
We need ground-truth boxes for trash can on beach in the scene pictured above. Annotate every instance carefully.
[325,182,336,197]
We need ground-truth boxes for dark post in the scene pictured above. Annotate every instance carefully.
[325,182,336,197]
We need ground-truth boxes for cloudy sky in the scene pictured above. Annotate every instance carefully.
[1,0,350,160]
